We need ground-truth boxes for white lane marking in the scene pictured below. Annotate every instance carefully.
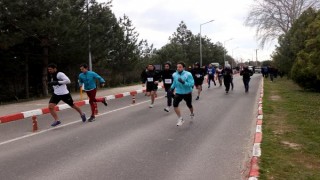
[0,96,164,147]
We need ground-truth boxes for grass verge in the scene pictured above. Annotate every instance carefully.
[259,78,320,179]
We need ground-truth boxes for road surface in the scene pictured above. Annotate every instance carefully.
[0,74,262,180]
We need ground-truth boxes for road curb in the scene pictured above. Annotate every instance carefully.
[0,86,162,124]
[248,78,264,179]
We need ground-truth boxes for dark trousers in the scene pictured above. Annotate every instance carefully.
[270,74,274,82]
[208,75,216,86]
[224,77,231,92]
[243,78,250,92]
[165,86,173,107]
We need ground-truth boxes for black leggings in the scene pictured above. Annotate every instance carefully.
[173,93,192,108]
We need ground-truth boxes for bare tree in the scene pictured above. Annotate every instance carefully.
[245,0,320,48]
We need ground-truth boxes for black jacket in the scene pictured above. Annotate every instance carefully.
[141,70,160,84]
[160,69,175,87]
[240,68,253,80]
[191,68,205,81]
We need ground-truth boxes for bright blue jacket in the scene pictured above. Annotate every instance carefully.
[79,71,105,91]
[171,70,194,94]
[207,67,216,76]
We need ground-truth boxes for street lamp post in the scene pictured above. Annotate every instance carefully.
[255,49,259,66]
[200,20,214,67]
[87,0,92,71]
[223,38,233,66]
[232,47,239,68]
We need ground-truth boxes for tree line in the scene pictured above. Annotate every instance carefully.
[0,0,233,103]
[272,8,320,91]
[245,0,319,91]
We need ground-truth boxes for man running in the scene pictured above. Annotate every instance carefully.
[222,64,233,93]
[79,63,107,122]
[47,63,86,126]
[160,62,175,112]
[240,65,254,93]
[171,62,195,126]
[141,64,160,108]
[207,63,216,88]
[216,65,223,86]
[191,62,205,100]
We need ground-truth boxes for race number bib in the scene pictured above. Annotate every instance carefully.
[196,74,201,78]
[147,77,153,82]
[209,71,212,75]
[164,79,172,84]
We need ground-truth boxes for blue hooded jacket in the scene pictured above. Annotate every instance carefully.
[79,71,105,91]
[171,70,194,94]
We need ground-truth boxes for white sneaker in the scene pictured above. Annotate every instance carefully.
[176,117,184,126]
[149,104,154,108]
[190,113,194,119]
[164,107,170,112]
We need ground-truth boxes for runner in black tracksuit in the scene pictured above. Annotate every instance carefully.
[240,65,254,93]
[160,62,175,112]
[191,62,206,100]
[222,64,233,93]
[141,64,160,108]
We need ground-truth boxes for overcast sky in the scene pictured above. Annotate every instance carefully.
[99,0,277,62]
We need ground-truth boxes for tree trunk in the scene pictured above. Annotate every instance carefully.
[41,38,49,96]
[25,54,29,99]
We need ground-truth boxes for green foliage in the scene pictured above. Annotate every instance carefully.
[272,8,320,91]
[272,8,318,77]
[291,11,320,91]
[153,21,226,67]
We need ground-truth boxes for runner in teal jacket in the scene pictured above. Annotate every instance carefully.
[171,69,194,94]
[170,62,195,127]
[79,71,105,91]
[79,64,107,122]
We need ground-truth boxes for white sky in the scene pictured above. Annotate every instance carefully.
[99,0,277,62]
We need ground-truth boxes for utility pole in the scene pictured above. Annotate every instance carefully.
[199,20,214,67]
[255,49,259,66]
[87,0,92,71]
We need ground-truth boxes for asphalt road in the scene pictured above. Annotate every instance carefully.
[0,74,262,180]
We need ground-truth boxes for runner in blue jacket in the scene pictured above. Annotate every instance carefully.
[170,62,195,126]
[79,64,108,122]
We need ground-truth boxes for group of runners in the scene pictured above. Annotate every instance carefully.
[141,61,254,126]
[47,61,253,127]
[47,63,107,127]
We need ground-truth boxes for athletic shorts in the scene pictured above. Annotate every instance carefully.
[173,93,193,108]
[49,93,74,106]
[194,79,204,86]
[146,83,158,92]
[208,75,215,80]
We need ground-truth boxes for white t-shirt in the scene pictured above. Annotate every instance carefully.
[51,72,71,95]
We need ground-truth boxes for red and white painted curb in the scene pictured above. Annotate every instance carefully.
[0,86,163,124]
[248,78,264,179]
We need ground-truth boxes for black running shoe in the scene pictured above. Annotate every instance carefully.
[196,96,199,100]
[102,97,108,106]
[81,113,87,122]
[51,120,61,127]
[88,116,95,122]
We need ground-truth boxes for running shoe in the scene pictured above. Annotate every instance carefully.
[81,113,87,122]
[149,104,154,108]
[190,113,194,119]
[51,120,61,127]
[164,107,170,112]
[208,85,210,88]
[196,96,199,100]
[102,97,108,106]
[176,117,184,126]
[88,116,95,122]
